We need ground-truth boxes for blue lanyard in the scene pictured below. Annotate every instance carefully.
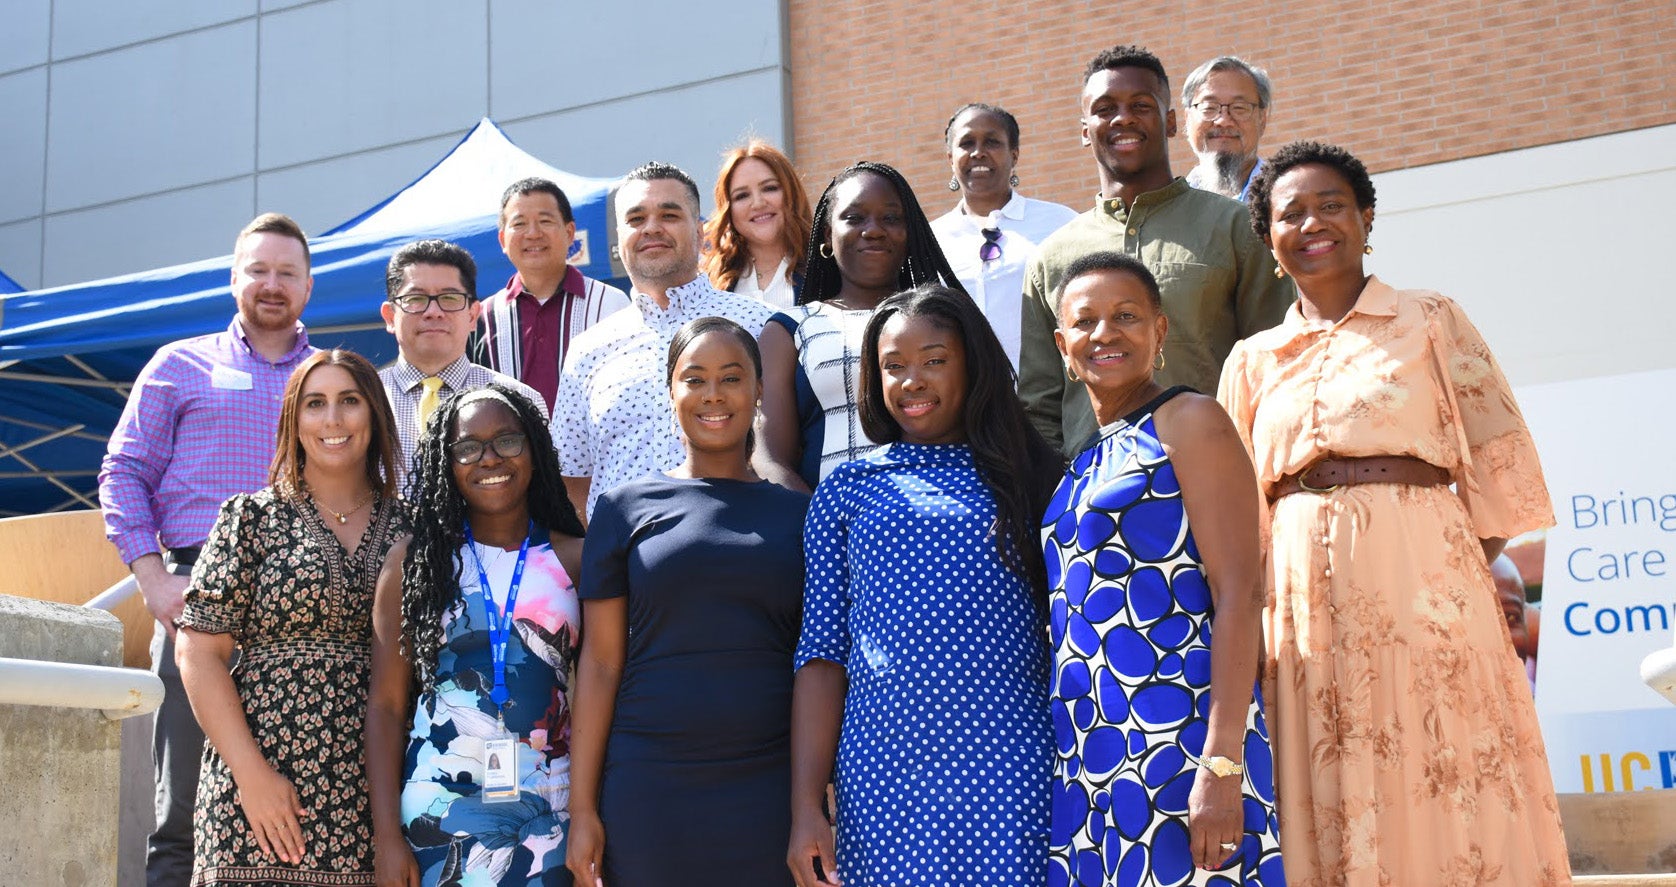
[463,520,533,718]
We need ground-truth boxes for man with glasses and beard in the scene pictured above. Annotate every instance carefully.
[1182,56,1274,202]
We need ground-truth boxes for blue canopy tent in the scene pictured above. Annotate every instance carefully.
[0,119,624,516]
[0,268,21,294]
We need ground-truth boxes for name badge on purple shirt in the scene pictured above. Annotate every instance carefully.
[210,365,253,390]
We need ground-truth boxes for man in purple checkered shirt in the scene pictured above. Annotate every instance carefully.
[98,212,317,887]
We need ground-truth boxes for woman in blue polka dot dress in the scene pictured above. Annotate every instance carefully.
[1042,254,1284,887]
[788,284,1065,887]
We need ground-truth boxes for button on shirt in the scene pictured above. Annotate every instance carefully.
[378,355,547,485]
[1018,178,1294,454]
[931,192,1079,370]
[99,318,316,564]
[553,276,775,517]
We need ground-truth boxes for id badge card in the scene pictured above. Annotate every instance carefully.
[481,733,519,804]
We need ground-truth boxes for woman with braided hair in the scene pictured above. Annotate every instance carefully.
[365,383,585,886]
[759,160,968,488]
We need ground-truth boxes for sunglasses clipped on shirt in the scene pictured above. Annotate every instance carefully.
[979,227,1003,263]
[448,432,529,465]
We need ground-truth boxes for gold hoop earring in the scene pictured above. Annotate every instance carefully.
[1154,351,1166,371]
[1364,243,1374,255]
[1064,362,1080,383]
[819,243,833,259]
[1273,265,1285,279]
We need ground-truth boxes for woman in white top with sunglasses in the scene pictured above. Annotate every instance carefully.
[930,102,1077,372]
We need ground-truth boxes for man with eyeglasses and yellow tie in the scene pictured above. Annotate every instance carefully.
[1181,56,1273,203]
[377,239,545,485]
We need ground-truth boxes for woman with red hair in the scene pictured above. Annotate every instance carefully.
[703,140,813,310]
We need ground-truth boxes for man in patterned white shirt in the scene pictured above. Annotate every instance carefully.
[553,161,799,521]
[377,239,544,485]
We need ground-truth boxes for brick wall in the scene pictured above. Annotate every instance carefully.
[785,0,1676,214]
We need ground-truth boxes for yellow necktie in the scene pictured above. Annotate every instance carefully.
[418,376,444,433]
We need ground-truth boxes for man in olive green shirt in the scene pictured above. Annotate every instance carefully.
[1019,44,1292,453]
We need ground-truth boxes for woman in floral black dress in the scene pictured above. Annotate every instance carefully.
[177,350,409,887]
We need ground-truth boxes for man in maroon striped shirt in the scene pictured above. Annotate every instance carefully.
[471,177,630,413]
[98,213,317,887]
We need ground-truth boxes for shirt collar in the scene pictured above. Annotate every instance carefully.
[229,316,311,364]
[951,191,1030,229]
[393,354,475,392]
[1095,177,1190,217]
[507,265,584,303]
[1279,274,1398,334]
[631,274,716,318]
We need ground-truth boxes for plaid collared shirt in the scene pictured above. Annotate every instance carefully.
[378,355,547,485]
[99,318,316,564]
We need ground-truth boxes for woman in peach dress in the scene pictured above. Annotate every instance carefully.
[1217,141,1571,887]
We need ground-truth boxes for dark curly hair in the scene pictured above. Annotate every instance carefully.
[857,284,1064,606]
[1083,44,1170,101]
[1247,140,1377,241]
[799,161,965,305]
[399,383,584,695]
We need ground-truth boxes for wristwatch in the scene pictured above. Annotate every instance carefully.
[1192,754,1244,778]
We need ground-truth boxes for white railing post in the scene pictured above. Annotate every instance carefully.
[0,657,163,719]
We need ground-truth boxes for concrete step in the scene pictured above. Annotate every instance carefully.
[1561,789,1676,879]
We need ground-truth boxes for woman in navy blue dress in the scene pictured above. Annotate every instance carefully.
[1042,252,1283,886]
[788,284,1063,887]
[567,317,810,887]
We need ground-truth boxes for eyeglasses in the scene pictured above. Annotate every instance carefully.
[1188,99,1260,121]
[390,292,473,314]
[979,227,1002,263]
[448,432,528,465]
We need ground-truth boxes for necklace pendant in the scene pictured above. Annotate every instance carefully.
[336,513,347,524]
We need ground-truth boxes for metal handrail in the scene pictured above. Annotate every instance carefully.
[0,656,162,720]
[84,574,139,611]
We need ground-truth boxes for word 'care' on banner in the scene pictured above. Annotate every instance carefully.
[1521,368,1676,793]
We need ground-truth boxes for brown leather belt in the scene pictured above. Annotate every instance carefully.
[1272,455,1450,500]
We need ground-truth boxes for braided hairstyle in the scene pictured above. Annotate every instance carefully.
[798,160,967,305]
[399,383,583,694]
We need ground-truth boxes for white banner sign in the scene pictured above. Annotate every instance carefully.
[1521,368,1676,793]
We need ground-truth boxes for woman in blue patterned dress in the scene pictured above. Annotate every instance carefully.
[1042,252,1284,887]
[366,384,586,886]
[788,284,1063,887]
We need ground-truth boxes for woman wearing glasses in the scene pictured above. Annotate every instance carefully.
[759,161,966,488]
[568,318,809,886]
[930,103,1077,370]
[365,384,586,886]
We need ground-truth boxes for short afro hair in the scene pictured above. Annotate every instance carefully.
[1082,45,1170,104]
[1247,140,1377,241]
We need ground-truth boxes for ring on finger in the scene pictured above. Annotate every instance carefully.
[1219,841,1239,851]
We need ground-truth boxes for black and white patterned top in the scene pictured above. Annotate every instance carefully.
[552,276,774,517]
[767,302,880,487]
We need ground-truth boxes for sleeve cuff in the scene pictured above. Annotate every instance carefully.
[113,531,161,567]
